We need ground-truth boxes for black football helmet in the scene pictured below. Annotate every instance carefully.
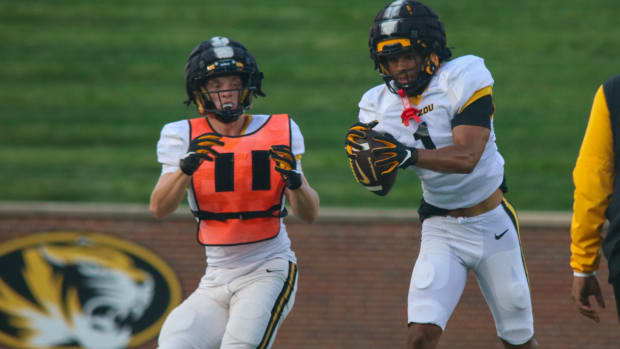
[369,0,451,96]
[184,36,265,123]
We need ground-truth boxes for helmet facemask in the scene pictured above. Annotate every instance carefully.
[192,73,254,123]
[375,39,440,96]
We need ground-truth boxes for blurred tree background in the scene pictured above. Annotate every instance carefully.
[1,0,619,210]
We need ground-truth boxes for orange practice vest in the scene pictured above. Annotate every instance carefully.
[188,114,291,246]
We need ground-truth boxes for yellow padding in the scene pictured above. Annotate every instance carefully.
[377,38,411,52]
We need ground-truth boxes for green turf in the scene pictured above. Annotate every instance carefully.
[1,0,619,210]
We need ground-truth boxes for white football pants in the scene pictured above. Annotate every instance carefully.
[408,199,534,345]
[158,258,297,349]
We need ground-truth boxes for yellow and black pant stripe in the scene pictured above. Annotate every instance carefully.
[257,261,298,349]
[501,198,530,284]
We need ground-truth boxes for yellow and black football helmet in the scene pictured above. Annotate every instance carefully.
[184,36,266,123]
[369,0,452,97]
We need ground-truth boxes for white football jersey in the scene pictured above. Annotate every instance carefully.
[156,114,301,284]
[358,55,505,209]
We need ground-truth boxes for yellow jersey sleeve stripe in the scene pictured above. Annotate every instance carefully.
[458,86,493,114]
[570,85,615,273]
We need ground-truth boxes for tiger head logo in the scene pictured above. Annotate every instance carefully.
[0,232,182,349]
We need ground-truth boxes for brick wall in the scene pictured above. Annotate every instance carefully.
[0,214,618,349]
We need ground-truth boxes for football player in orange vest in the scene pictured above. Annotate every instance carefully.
[150,36,319,349]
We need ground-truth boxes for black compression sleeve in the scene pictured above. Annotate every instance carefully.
[451,94,493,129]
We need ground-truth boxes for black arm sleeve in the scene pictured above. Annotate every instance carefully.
[451,94,494,129]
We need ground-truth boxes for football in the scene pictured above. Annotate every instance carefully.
[348,129,398,196]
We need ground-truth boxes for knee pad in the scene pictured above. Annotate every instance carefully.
[409,254,460,330]
[498,327,534,346]
[484,251,530,312]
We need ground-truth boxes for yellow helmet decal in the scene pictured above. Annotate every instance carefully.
[377,38,411,53]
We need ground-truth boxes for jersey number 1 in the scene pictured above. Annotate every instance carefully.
[413,122,436,149]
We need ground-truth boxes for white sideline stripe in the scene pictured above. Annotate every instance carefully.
[0,201,573,228]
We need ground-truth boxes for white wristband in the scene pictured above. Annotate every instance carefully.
[573,271,597,277]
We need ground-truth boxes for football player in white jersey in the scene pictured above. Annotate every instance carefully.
[345,1,538,348]
[150,36,319,349]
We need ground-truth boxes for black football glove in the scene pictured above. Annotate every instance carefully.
[180,133,224,175]
[372,132,418,175]
[269,145,303,190]
[344,120,379,159]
